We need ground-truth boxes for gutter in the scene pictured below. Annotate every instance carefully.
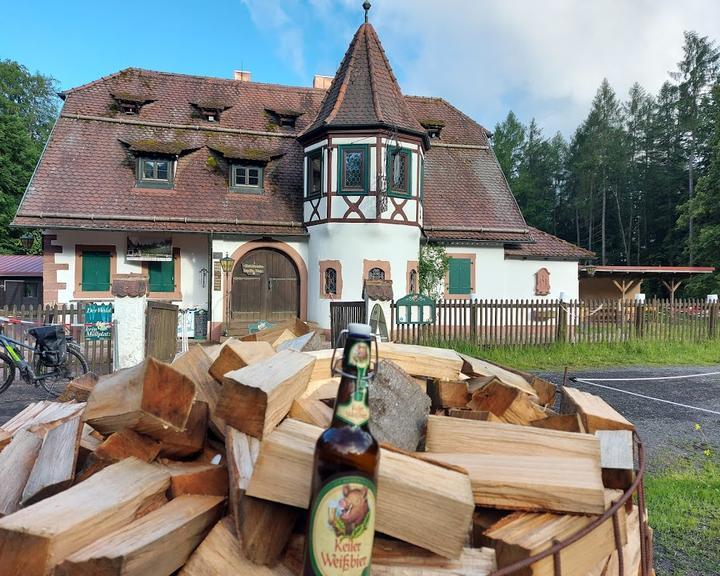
[424,225,530,235]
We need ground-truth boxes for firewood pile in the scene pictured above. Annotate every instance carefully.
[0,323,653,576]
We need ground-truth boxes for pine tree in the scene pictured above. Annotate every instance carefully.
[492,111,525,185]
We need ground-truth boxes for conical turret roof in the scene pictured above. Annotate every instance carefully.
[302,23,427,145]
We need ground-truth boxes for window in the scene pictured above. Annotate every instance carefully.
[81,251,111,292]
[148,259,175,292]
[409,269,418,293]
[231,164,263,192]
[324,267,337,296]
[307,149,323,197]
[23,282,39,299]
[338,145,369,194]
[368,267,385,280]
[138,158,173,188]
[448,258,472,295]
[387,147,411,197]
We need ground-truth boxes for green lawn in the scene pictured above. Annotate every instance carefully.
[646,452,720,576]
[427,339,720,371]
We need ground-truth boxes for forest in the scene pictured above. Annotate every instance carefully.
[2,31,720,295]
[492,31,720,296]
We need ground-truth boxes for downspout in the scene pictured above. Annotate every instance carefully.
[207,231,214,341]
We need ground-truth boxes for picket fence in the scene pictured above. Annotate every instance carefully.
[390,298,720,346]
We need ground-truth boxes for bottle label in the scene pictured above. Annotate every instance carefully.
[308,475,376,576]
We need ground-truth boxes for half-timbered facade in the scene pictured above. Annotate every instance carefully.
[14,16,592,338]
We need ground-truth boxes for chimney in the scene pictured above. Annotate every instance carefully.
[313,75,334,90]
[234,70,252,82]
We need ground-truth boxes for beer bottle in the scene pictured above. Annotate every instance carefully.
[302,322,379,575]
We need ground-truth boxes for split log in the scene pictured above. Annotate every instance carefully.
[76,428,161,482]
[459,353,539,398]
[425,415,601,460]
[0,457,171,576]
[179,516,293,576]
[529,376,557,407]
[483,508,627,576]
[530,413,585,433]
[150,400,208,458]
[562,387,635,433]
[225,426,260,526]
[271,329,296,349]
[600,506,641,576]
[172,344,225,437]
[472,508,510,548]
[299,377,340,401]
[289,397,333,428]
[56,495,224,576]
[0,429,43,517]
[596,430,635,490]
[0,430,11,451]
[22,415,83,505]
[162,460,229,498]
[448,409,502,422]
[306,342,465,382]
[417,452,606,515]
[284,534,497,575]
[428,379,470,408]
[245,419,474,559]
[241,318,311,344]
[57,372,99,403]
[216,350,315,439]
[468,380,546,424]
[79,424,103,453]
[275,331,321,353]
[208,340,276,382]
[84,358,196,436]
[1,401,85,437]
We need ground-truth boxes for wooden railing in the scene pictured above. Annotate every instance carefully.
[0,304,114,374]
[391,298,720,346]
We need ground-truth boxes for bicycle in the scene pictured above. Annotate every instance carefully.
[0,316,89,398]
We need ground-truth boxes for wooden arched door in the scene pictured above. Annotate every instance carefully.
[231,249,300,325]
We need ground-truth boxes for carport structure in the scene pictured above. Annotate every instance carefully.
[579,265,715,304]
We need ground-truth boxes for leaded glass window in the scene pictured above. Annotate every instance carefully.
[387,147,411,196]
[325,267,337,295]
[368,267,385,280]
[340,146,367,193]
[409,269,418,293]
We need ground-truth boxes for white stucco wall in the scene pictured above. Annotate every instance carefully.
[48,229,209,308]
[444,245,579,300]
[308,222,420,329]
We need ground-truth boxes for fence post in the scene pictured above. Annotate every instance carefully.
[470,299,478,343]
[556,299,568,343]
[635,301,645,339]
[709,302,718,339]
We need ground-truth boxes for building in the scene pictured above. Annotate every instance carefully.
[0,255,43,308]
[13,10,592,338]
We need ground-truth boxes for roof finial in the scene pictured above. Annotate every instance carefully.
[363,1,371,23]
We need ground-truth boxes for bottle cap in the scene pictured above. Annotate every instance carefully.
[347,322,372,337]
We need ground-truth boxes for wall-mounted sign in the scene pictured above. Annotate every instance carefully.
[126,236,172,261]
[242,264,265,276]
[85,303,113,341]
[213,261,222,291]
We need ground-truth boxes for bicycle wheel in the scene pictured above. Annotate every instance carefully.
[37,346,89,398]
[0,351,16,394]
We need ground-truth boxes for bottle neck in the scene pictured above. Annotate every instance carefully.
[330,333,372,429]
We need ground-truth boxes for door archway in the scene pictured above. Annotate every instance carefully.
[231,248,300,325]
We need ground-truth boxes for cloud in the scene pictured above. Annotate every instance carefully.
[240,0,307,78]
[368,0,720,136]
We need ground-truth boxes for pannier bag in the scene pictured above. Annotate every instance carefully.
[29,325,68,367]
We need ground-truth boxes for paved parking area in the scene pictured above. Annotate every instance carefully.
[0,380,54,425]
[540,365,720,464]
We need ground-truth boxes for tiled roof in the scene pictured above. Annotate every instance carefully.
[505,227,596,261]
[303,23,426,140]
[0,255,43,276]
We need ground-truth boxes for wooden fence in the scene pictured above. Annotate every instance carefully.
[0,304,114,374]
[391,298,720,346]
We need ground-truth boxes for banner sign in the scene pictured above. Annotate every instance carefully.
[126,236,172,261]
[85,303,113,340]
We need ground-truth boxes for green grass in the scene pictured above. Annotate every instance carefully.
[424,339,720,371]
[646,451,720,576]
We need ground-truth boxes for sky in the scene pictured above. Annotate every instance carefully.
[3,0,720,138]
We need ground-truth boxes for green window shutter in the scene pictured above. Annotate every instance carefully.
[81,251,111,291]
[149,259,175,292]
[448,258,472,295]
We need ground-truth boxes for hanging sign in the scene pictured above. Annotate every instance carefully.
[85,303,113,341]
[242,263,265,276]
[126,236,172,261]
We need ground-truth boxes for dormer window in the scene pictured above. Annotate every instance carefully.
[137,157,173,189]
[111,92,153,116]
[231,164,263,193]
[420,119,445,139]
[191,102,230,123]
[266,108,302,130]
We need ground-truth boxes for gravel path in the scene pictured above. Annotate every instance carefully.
[540,364,720,466]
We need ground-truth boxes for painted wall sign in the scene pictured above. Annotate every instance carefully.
[85,303,113,341]
[242,263,265,276]
[126,236,172,261]
[535,268,551,296]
